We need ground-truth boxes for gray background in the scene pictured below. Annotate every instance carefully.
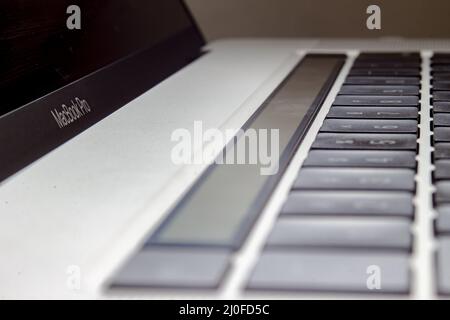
[185,0,450,41]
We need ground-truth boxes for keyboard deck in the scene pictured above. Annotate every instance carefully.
[108,52,450,298]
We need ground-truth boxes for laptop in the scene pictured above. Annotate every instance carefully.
[1,0,449,299]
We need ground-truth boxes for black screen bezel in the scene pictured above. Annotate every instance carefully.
[0,1,205,183]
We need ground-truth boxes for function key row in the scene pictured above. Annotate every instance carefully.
[247,53,421,295]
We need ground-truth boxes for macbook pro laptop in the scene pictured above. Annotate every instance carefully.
[1,0,450,299]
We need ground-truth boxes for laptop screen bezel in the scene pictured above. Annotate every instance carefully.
[0,0,205,183]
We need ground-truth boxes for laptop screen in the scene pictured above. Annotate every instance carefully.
[0,0,204,182]
[2,0,201,117]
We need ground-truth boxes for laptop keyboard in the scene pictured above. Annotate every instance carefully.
[110,52,449,297]
[247,53,420,294]
[432,54,450,295]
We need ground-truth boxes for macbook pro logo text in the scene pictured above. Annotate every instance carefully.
[51,98,91,129]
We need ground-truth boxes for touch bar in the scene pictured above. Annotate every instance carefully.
[148,55,346,249]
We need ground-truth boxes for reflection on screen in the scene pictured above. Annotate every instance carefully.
[1,0,194,116]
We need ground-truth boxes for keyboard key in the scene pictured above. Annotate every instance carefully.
[345,77,420,86]
[436,206,450,234]
[247,251,410,294]
[433,66,450,73]
[293,168,415,191]
[340,86,420,96]
[313,133,418,151]
[433,74,450,81]
[433,79,450,84]
[435,160,450,180]
[435,181,450,204]
[433,91,450,102]
[358,52,420,60]
[433,59,450,65]
[434,128,450,142]
[327,107,419,119]
[434,102,450,113]
[435,143,450,160]
[432,82,450,91]
[321,119,418,134]
[433,53,450,62]
[349,69,420,77]
[111,249,230,289]
[434,114,450,126]
[334,96,419,106]
[433,74,450,80]
[266,217,412,250]
[303,150,417,168]
[281,191,414,218]
[437,238,450,295]
[353,62,420,69]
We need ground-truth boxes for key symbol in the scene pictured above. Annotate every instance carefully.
[384,90,403,94]
[377,112,400,116]
[360,177,391,185]
[328,157,349,163]
[369,140,396,145]
[354,201,388,210]
[366,157,392,164]
[380,100,402,104]
[374,125,398,129]
[321,177,339,183]
[336,140,355,145]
